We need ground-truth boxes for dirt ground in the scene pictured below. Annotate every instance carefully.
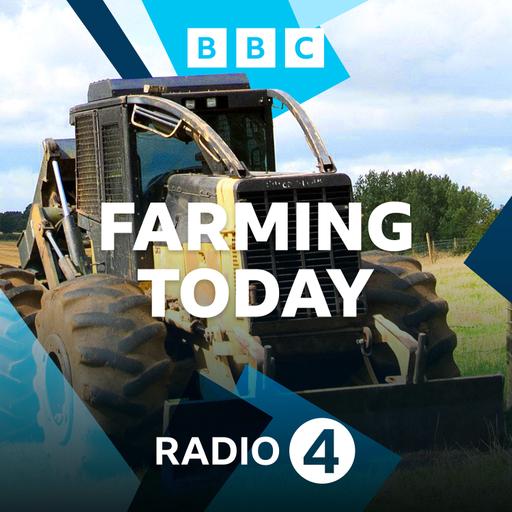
[0,241,20,267]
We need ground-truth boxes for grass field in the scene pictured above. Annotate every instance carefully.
[372,255,511,511]
[421,254,508,379]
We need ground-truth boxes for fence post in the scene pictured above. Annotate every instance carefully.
[426,232,434,263]
[453,238,458,253]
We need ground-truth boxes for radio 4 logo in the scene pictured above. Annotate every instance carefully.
[157,418,355,484]
[187,28,325,68]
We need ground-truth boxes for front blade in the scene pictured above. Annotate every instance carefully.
[299,374,505,452]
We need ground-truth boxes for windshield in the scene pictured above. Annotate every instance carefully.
[202,111,269,173]
[135,108,270,205]
[136,132,202,192]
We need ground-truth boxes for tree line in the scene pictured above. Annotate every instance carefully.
[353,170,499,250]
[0,206,30,234]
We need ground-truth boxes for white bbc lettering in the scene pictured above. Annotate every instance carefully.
[285,28,325,68]
[187,28,227,68]
[236,28,276,68]
[187,28,325,69]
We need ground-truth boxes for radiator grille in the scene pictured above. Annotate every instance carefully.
[76,115,100,217]
[102,124,124,202]
[238,185,364,322]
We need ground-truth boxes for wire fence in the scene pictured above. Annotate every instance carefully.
[402,237,480,260]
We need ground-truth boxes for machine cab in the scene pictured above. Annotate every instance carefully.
[69,74,278,278]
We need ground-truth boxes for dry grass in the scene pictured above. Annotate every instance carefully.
[369,254,511,512]
[0,241,20,267]
[420,254,507,378]
[368,446,512,512]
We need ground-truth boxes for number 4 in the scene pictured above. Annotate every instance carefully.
[303,428,339,474]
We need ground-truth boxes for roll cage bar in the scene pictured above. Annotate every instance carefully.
[267,89,336,173]
[126,89,336,178]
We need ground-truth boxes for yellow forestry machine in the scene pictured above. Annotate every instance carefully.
[2,74,504,458]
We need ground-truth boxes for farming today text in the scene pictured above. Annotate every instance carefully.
[101,202,411,319]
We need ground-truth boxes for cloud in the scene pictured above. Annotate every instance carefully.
[0,1,119,212]
[272,0,512,205]
[338,149,512,208]
[0,0,511,211]
[276,148,512,207]
[0,1,117,146]
[0,167,39,211]
[0,0,175,212]
[326,0,512,97]
[274,84,512,165]
[103,0,174,76]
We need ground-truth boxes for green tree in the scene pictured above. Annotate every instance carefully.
[0,205,30,234]
[353,170,496,250]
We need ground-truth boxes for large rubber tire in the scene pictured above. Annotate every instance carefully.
[0,265,45,442]
[361,251,460,379]
[0,265,44,333]
[35,274,172,456]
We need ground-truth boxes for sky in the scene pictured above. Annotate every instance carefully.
[0,0,511,212]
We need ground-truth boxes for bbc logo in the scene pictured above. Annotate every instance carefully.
[187,28,325,69]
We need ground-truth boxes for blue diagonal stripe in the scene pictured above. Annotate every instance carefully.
[67,0,151,79]
[142,0,350,106]
[0,292,139,510]
[207,368,399,512]
[465,197,512,301]
[289,0,368,27]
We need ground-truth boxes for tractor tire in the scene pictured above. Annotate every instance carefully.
[0,265,45,442]
[0,264,45,333]
[35,274,172,457]
[361,251,460,379]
